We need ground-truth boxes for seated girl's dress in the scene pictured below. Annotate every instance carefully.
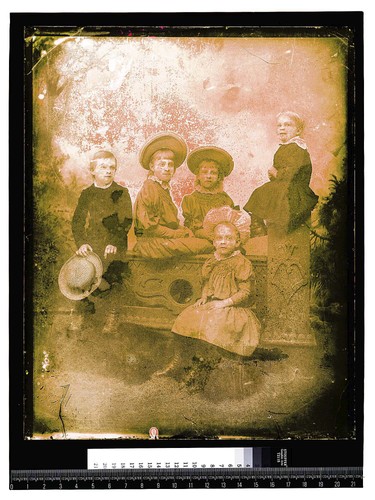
[133,178,213,258]
[172,251,260,357]
[182,186,234,238]
[244,139,318,232]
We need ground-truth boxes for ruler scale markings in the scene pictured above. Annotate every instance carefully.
[11,467,363,479]
[12,467,362,476]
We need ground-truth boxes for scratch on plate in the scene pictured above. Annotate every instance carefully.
[59,384,70,438]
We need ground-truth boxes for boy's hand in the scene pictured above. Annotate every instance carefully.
[76,244,93,257]
[268,166,278,180]
[104,245,117,259]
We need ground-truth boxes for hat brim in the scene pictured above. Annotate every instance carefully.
[187,147,234,176]
[203,206,251,244]
[58,252,103,301]
[139,132,187,170]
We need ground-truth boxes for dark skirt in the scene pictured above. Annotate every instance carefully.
[244,180,318,232]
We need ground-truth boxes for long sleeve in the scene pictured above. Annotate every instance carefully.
[72,190,89,249]
[119,188,133,231]
[182,198,212,239]
[134,179,179,237]
[222,193,235,208]
[146,224,179,238]
[134,182,161,232]
[229,280,252,305]
[72,183,133,253]
[181,195,195,231]
[102,186,133,249]
[275,144,312,183]
[200,282,210,300]
[229,256,255,305]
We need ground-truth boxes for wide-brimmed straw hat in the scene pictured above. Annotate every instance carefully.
[187,146,234,176]
[139,132,187,170]
[203,206,251,244]
[58,253,103,300]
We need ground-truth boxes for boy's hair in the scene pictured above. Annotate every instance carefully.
[277,111,304,133]
[89,150,117,171]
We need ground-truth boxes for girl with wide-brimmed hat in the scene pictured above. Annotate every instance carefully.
[133,132,213,259]
[181,146,236,241]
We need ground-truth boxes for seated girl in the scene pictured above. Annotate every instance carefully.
[172,207,260,358]
[182,146,235,240]
[133,132,213,259]
[243,111,318,236]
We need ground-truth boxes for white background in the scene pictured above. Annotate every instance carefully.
[0,1,373,498]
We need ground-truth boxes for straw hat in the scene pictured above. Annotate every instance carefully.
[139,132,187,169]
[58,253,103,300]
[187,146,234,176]
[203,206,251,244]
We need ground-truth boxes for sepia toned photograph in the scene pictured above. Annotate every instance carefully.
[25,23,357,441]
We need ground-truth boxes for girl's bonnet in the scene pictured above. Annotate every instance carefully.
[203,206,251,245]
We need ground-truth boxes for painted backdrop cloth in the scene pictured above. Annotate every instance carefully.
[134,179,212,258]
[182,190,234,238]
[172,253,260,356]
[72,181,133,258]
[243,142,318,232]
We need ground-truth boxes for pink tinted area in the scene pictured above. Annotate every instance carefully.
[34,36,347,208]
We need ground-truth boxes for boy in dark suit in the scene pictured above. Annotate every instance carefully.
[72,150,133,294]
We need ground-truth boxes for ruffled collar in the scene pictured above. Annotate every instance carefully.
[148,175,171,190]
[93,181,114,189]
[194,180,224,194]
[213,249,241,261]
[280,136,307,150]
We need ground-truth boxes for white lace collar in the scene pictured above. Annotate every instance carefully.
[280,136,307,150]
[93,181,114,189]
[148,175,171,190]
[213,249,241,261]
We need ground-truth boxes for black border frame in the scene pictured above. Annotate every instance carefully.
[9,11,364,474]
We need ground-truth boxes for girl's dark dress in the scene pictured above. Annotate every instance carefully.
[244,142,318,232]
[133,179,212,258]
[182,189,234,237]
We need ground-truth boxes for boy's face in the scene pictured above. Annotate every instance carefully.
[213,224,239,257]
[277,114,300,143]
[92,160,117,187]
[149,150,175,183]
[197,161,220,190]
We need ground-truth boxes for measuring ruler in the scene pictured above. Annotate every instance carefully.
[10,467,363,489]
[10,444,362,489]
